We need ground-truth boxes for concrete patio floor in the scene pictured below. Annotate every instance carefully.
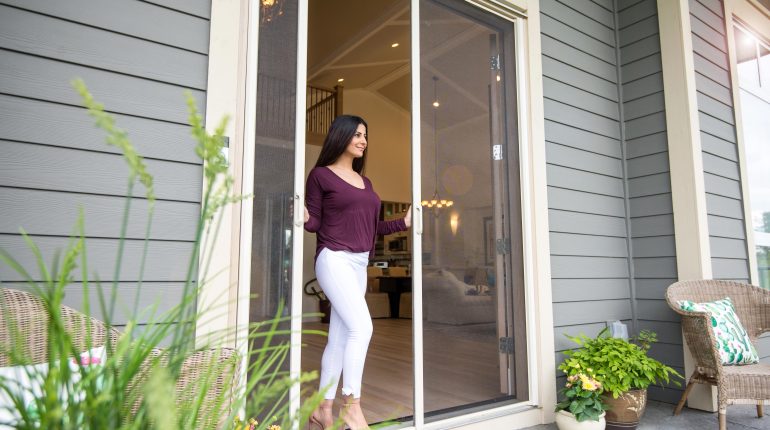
[522,401,770,430]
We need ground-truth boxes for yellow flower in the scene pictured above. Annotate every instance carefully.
[567,375,578,383]
[267,425,281,430]
[565,382,572,388]
[582,379,598,391]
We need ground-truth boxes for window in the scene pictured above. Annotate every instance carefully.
[734,23,770,287]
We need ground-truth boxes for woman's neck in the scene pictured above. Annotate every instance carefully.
[330,154,355,172]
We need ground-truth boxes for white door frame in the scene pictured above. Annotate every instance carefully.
[409,1,426,429]
[290,0,310,427]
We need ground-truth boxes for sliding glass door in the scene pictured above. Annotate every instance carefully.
[283,0,528,426]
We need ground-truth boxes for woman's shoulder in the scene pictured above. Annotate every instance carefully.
[308,166,329,180]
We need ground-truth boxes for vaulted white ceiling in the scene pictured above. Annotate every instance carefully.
[308,0,411,110]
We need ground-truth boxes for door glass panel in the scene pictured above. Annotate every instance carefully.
[419,0,526,415]
[735,25,770,289]
[303,0,414,426]
[250,0,298,348]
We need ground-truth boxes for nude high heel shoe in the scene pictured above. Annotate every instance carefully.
[340,395,370,430]
[308,404,333,429]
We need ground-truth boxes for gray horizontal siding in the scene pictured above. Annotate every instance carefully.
[545,120,621,157]
[143,0,211,19]
[548,209,627,237]
[0,95,201,164]
[3,282,186,326]
[1,141,202,202]
[0,1,209,333]
[552,279,631,302]
[620,0,682,402]
[0,234,195,282]
[3,0,210,54]
[0,49,206,124]
[0,187,198,240]
[542,0,633,400]
[0,5,208,89]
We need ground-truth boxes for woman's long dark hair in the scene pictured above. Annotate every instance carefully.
[314,115,368,174]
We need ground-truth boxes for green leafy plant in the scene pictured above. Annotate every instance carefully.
[554,369,608,422]
[558,328,682,399]
[0,80,329,429]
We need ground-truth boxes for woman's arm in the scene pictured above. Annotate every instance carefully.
[376,205,411,235]
[304,170,323,232]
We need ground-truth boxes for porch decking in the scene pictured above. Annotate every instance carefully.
[522,401,770,430]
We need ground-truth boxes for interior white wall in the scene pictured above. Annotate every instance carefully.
[343,89,411,203]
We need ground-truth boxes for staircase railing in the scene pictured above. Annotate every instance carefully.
[306,84,343,136]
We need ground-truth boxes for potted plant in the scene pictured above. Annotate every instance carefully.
[559,329,682,430]
[554,369,608,430]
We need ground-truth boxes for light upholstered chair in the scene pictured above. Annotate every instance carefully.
[422,269,494,325]
[0,288,239,428]
[665,280,770,430]
[365,266,390,318]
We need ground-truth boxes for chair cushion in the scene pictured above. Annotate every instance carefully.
[677,297,759,365]
[0,346,105,426]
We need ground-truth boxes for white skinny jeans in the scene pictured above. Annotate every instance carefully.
[315,247,373,400]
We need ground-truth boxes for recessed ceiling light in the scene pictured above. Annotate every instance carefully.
[391,42,399,48]
[337,78,344,82]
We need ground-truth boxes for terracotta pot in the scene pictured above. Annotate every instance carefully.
[602,389,647,430]
[554,410,606,430]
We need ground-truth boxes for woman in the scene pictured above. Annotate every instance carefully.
[304,115,411,430]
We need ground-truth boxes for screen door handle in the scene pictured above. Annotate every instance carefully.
[294,194,303,227]
[414,205,423,235]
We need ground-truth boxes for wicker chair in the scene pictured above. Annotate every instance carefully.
[666,280,770,429]
[0,288,238,427]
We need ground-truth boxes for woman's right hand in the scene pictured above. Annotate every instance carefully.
[304,205,310,223]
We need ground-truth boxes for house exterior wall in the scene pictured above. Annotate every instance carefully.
[542,0,682,403]
[0,0,211,335]
[541,0,632,375]
[619,0,684,402]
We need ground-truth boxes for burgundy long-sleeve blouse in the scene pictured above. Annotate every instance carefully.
[304,166,407,261]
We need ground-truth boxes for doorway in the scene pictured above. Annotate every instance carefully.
[295,0,528,426]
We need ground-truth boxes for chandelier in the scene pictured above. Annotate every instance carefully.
[260,0,283,23]
[422,77,454,210]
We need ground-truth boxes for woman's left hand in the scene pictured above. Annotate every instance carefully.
[404,205,412,228]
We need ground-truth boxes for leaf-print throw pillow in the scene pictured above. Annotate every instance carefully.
[677,297,759,365]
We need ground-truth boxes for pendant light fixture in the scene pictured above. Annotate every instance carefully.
[421,76,454,210]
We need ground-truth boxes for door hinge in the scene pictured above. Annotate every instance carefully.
[496,237,511,255]
[490,54,500,71]
[492,144,503,160]
[499,337,514,354]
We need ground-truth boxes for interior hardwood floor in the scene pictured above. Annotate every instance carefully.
[301,318,505,426]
